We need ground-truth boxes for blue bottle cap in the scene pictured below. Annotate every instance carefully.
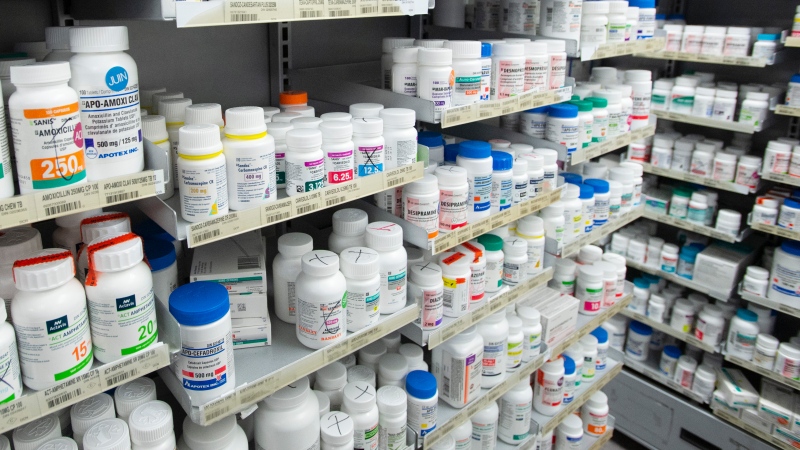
[628,0,655,8]
[584,179,609,194]
[133,219,176,242]
[633,278,650,289]
[491,151,513,171]
[663,345,682,359]
[525,106,550,114]
[548,103,579,119]
[785,198,800,209]
[781,239,800,257]
[563,355,576,375]
[757,34,778,41]
[481,42,492,58]
[169,281,230,326]
[458,141,492,159]
[791,74,800,84]
[736,308,758,322]
[418,131,444,148]
[444,144,460,163]
[655,13,666,19]
[578,184,594,200]
[590,327,608,344]
[562,173,583,185]
[629,320,653,335]
[143,238,176,272]
[406,370,437,399]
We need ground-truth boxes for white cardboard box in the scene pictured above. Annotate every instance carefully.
[742,407,774,435]
[228,293,268,321]
[711,390,743,418]
[692,243,756,295]
[717,368,759,408]
[758,379,795,428]
[774,427,800,448]
[521,288,578,347]
[232,317,271,348]
[190,231,267,296]
[793,394,800,434]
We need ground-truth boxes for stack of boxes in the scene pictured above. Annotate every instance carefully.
[519,287,579,348]
[190,231,271,348]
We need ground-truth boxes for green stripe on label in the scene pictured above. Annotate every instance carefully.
[121,331,158,356]
[0,392,15,405]
[54,349,93,381]
[455,76,481,83]
[32,170,87,189]
[233,339,268,346]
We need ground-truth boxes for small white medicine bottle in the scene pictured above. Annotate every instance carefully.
[377,386,407,450]
[84,233,158,363]
[285,128,325,195]
[315,362,348,411]
[70,394,116,449]
[12,249,93,391]
[295,250,347,349]
[353,117,386,178]
[342,381,380,450]
[0,297,21,406]
[177,124,229,222]
[329,208,369,254]
[340,247,382,332]
[408,262,445,330]
[417,48,454,121]
[392,46,419,97]
[256,377,320,450]
[128,401,176,450]
[52,209,101,259]
[0,226,43,314]
[180,415,248,450]
[320,120,355,185]
[266,121,293,189]
[273,232,313,324]
[365,222,408,315]
[223,106,277,210]
[321,412,355,450]
[76,211,132,284]
[115,377,157,422]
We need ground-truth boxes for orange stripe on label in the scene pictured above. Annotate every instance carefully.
[85,232,140,286]
[12,250,73,283]
[460,241,483,259]
[23,102,79,119]
[442,252,467,265]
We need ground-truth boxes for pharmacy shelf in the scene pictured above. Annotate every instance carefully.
[760,171,800,188]
[546,206,645,258]
[775,105,800,117]
[750,222,800,240]
[713,408,797,450]
[140,161,424,247]
[0,169,164,231]
[423,25,579,57]
[641,209,749,243]
[724,352,800,391]
[401,268,554,348]
[651,110,756,134]
[291,63,572,128]
[582,417,616,450]
[0,302,179,434]
[623,258,733,301]
[355,185,564,255]
[619,350,711,404]
[618,308,719,353]
[633,50,768,67]
[568,123,658,166]
[738,289,800,319]
[161,300,419,426]
[580,36,666,61]
[639,163,754,195]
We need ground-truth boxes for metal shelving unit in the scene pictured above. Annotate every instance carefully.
[568,123,657,166]
[624,258,733,301]
[639,163,755,195]
[546,206,645,258]
[633,50,768,67]
[760,171,800,187]
[641,209,750,243]
[750,222,800,240]
[617,349,711,404]
[724,353,800,391]
[618,308,719,353]
[651,110,756,133]
[738,290,800,319]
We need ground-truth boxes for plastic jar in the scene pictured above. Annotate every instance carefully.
[366,222,408,315]
[658,345,681,376]
[263,122,291,189]
[630,278,650,313]
[432,325,482,408]
[753,34,778,65]
[690,150,713,178]
[12,249,92,391]
[402,175,440,240]
[695,304,725,346]
[726,309,760,360]
[351,117,385,179]
[478,311,509,388]
[651,79,673,111]
[710,89,737,122]
[775,343,800,380]
[630,0,655,39]
[115,377,157,423]
[359,342,387,373]
[585,97,609,143]
[431,166,469,233]
[668,188,691,219]
[656,243,678,274]
[380,108,417,172]
[533,149,558,192]
[399,344,427,373]
[70,394,115,448]
[741,266,769,297]
[520,107,548,138]
[581,2,610,45]
[82,419,132,450]
[283,128,325,194]
[220,107,276,209]
[625,320,652,361]
[560,355,577,407]
[721,26,751,56]
[667,298,693,333]
[373,387,407,450]
[578,184,596,233]
[407,262,444,330]
[779,199,800,230]
[739,92,769,131]
[498,380,532,444]
[733,155,760,191]
[457,241,487,308]
[181,415,247,450]
[327,209,366,254]
[518,153,545,198]
[568,101,594,148]
[576,265,604,315]
[580,334,599,384]
[713,209,740,236]
[391,46,418,97]
[691,363,716,398]
[471,403,499,450]
[68,27,143,179]
[711,151,737,182]
[691,86,715,118]
[490,151,513,213]
[404,371,438,440]
[520,41,548,93]
[511,156,529,205]
[687,193,708,225]
[444,41,482,106]
[342,381,380,450]
[700,26,726,55]
[295,250,347,349]
[546,104,580,155]
[584,179,609,227]
[505,315,524,372]
[315,362,348,411]
[605,1,628,42]
[561,184,583,242]
[752,198,779,226]
[663,23,683,51]
[609,167,634,213]
[754,334,779,369]
[320,412,354,450]
[272,233,313,324]
[256,377,320,450]
[176,123,228,222]
[417,48,453,120]
[438,252,471,317]
[457,141,493,222]
[549,257,576,296]
[680,25,705,53]
[316,121,356,186]
[534,357,565,416]
[338,247,381,332]
[554,414,583,449]
[377,353,409,388]
[542,39,568,90]
[382,38,415,89]
[672,355,697,388]
[12,415,61,450]
[478,235,504,293]
[764,141,792,174]
[502,236,528,286]
[671,141,694,173]
[128,401,176,450]
[670,78,696,113]
[515,217,546,276]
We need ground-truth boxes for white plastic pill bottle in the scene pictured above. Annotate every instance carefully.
[726,309,760,360]
[479,311,509,388]
[285,128,325,195]
[115,377,157,421]
[222,106,276,209]
[351,117,385,179]
[365,222,408,315]
[181,415,247,450]
[256,377,321,450]
[83,419,131,450]
[438,251,472,317]
[533,148,559,192]
[432,326,483,408]
[71,394,115,448]
[392,47,419,97]
[129,401,176,450]
[534,357,565,416]
[273,232,313,324]
[295,250,347,349]
[477,234,504,294]
[12,249,92,391]
[516,216,546,275]
[490,43,526,99]
[380,108,418,169]
[177,124,228,222]
[435,166,469,232]
[490,151,513,213]
[315,362,348,411]
[378,353,408,388]
[265,121,292,189]
[542,39,568,89]
[340,247,381,332]
[417,48,454,121]
[0,227,42,317]
[444,41,482,106]
[84,233,157,363]
[407,262,444,330]
[498,380,533,444]
[403,175,440,239]
[404,370,437,442]
[9,62,84,194]
[502,236,528,286]
[382,38,416,89]
[457,141,494,223]
[12,415,61,450]
[376,386,407,450]
[321,412,354,450]
[581,391,609,437]
[0,300,20,406]
[169,282,234,405]
[342,381,380,450]
[328,208,367,253]
[69,27,144,179]
[161,98,193,186]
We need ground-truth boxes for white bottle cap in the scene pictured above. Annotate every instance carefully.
[88,233,144,272]
[316,361,348,390]
[624,69,651,82]
[320,412,354,446]
[13,249,75,291]
[379,108,416,129]
[185,103,225,127]
[418,47,452,65]
[430,434,456,450]
[578,245,603,264]
[0,226,43,263]
[83,419,130,450]
[586,390,608,409]
[35,437,78,450]
[114,377,157,421]
[319,121,353,139]
[272,111,303,123]
[80,212,131,244]
[332,208,368,237]
[339,247,380,279]
[315,390,331,415]
[45,26,72,50]
[519,153,544,170]
[343,381,377,412]
[365,222,403,250]
[151,92,183,115]
[264,376,310,409]
[286,128,323,149]
[563,183,580,199]
[507,315,523,335]
[182,415,243,450]
[516,305,541,323]
[352,117,384,136]
[746,266,769,280]
[69,26,129,52]
[409,262,443,285]
[523,41,548,55]
[540,39,567,53]
[503,236,528,256]
[608,1,628,14]
[443,40,481,58]
[128,401,173,446]
[541,201,565,216]
[277,232,313,258]
[434,165,468,185]
[492,42,524,56]
[554,257,576,276]
[608,167,633,182]
[512,157,528,176]
[398,343,424,366]
[383,37,415,53]
[266,121,294,141]
[378,353,408,381]
[578,264,603,282]
[414,39,448,48]
[178,124,223,156]
[141,115,169,143]
[10,62,71,85]
[405,174,439,195]
[139,88,166,109]
[301,250,341,276]
[262,106,281,122]
[593,88,622,104]
[321,112,353,122]
[583,1,610,13]
[376,385,407,415]
[393,46,419,64]
[71,393,116,436]
[13,415,61,450]
[533,148,557,165]
[224,106,267,135]
[359,341,388,365]
[347,365,376,387]
[349,103,384,118]
[516,215,544,237]
[289,117,322,130]
[0,58,34,78]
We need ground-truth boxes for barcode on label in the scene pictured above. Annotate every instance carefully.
[329,10,350,16]
[230,13,258,22]
[502,106,514,114]
[479,110,493,118]
[106,369,138,387]
[326,196,346,206]
[382,5,400,12]
[296,204,313,214]
[361,6,377,13]
[47,389,80,408]
[105,190,139,204]
[387,177,403,187]
[206,404,230,421]
[237,256,260,270]
[265,212,290,224]
[300,10,323,17]
[45,201,81,217]
[192,229,221,244]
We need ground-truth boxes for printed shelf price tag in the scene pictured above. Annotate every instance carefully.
[99,170,162,206]
[0,195,36,229]
[187,209,261,248]
[0,395,40,434]
[35,182,101,220]
[39,371,100,414]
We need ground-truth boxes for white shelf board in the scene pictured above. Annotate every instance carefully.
[618,308,719,353]
[724,352,800,391]
[568,123,657,166]
[639,162,754,195]
[775,105,800,118]
[580,35,666,60]
[651,110,756,134]
[761,171,800,187]
[633,50,768,67]
[619,350,710,404]
[623,258,733,301]
[641,209,749,243]
[547,206,645,258]
[738,289,800,319]
[750,222,800,240]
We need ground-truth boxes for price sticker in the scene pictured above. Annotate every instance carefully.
[261,197,293,226]
[40,371,100,414]
[293,191,322,216]
[102,345,169,389]
[500,97,519,116]
[201,391,238,424]
[237,374,278,407]
[478,101,498,119]
[0,395,40,434]
[350,324,384,351]
[441,104,476,128]
[0,195,36,228]
[224,0,293,23]
[323,339,351,364]
[35,182,101,221]
[99,171,161,207]
[323,181,359,208]
[188,209,261,248]
[518,91,535,110]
